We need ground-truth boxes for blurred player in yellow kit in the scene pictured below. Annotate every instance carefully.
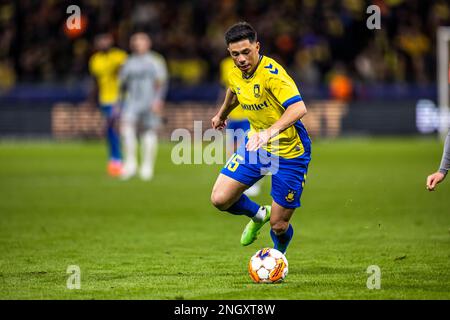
[89,33,127,177]
[220,57,262,196]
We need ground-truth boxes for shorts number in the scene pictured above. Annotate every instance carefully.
[225,154,243,172]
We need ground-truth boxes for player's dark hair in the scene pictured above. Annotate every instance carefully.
[225,22,257,45]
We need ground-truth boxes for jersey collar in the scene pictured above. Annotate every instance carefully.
[242,55,263,80]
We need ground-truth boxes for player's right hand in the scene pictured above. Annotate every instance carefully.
[211,114,227,130]
[151,99,164,116]
[426,172,445,191]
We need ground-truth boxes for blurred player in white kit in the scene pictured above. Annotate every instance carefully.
[119,32,168,181]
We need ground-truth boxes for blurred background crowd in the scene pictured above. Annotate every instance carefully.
[0,0,449,93]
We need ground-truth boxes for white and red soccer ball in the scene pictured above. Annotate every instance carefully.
[248,248,288,283]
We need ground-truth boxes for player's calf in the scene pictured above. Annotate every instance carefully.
[270,223,294,254]
[270,220,289,235]
[269,204,295,254]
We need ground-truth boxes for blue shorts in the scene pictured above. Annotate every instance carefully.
[227,119,250,144]
[100,104,114,117]
[227,119,250,131]
[220,138,311,209]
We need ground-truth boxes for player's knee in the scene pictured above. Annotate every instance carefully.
[210,191,231,211]
[271,221,289,235]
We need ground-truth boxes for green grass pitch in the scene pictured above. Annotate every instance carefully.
[0,138,449,299]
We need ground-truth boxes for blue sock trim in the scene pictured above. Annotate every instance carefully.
[227,194,260,218]
[270,224,294,253]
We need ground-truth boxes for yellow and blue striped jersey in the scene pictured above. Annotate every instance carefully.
[89,48,128,105]
[220,57,246,121]
[227,55,308,159]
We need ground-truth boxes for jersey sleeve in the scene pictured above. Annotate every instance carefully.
[439,130,450,175]
[151,53,169,100]
[88,55,100,77]
[226,73,236,94]
[114,49,128,66]
[118,60,129,84]
[266,67,302,108]
[153,55,168,83]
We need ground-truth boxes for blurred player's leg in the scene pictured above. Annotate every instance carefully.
[245,181,262,196]
[101,105,122,177]
[140,130,157,181]
[120,121,138,180]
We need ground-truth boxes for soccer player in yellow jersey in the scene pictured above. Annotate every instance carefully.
[211,22,312,254]
[220,56,262,196]
[89,33,127,177]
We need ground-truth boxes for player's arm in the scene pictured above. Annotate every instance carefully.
[152,81,166,115]
[246,100,307,151]
[87,56,100,108]
[114,62,130,116]
[440,131,450,174]
[268,100,307,134]
[114,50,129,112]
[87,77,99,107]
[212,88,239,130]
[152,56,169,115]
[426,130,450,191]
[117,63,128,110]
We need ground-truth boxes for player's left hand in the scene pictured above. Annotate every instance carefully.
[246,130,271,152]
